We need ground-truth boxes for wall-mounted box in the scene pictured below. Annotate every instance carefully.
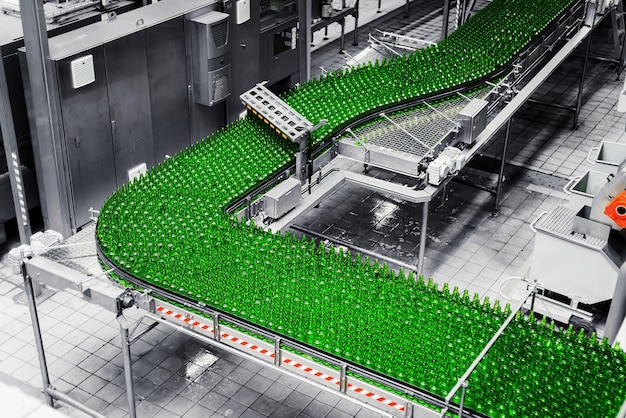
[189,11,231,106]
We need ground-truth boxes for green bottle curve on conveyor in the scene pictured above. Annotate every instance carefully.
[96,0,626,416]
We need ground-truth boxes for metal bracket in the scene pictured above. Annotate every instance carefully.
[88,207,100,222]
[585,0,597,26]
[213,313,220,341]
[274,338,281,365]
[339,363,347,392]
[115,289,135,315]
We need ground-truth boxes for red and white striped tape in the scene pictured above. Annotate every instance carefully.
[156,305,405,413]
[282,359,405,411]
[156,306,274,358]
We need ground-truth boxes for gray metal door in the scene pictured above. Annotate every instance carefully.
[57,48,117,228]
[104,32,155,187]
[146,18,191,163]
[227,0,261,122]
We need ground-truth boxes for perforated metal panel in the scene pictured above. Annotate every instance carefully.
[340,89,489,159]
[190,10,229,59]
[211,20,228,47]
[211,65,231,104]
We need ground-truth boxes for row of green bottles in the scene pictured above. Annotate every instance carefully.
[281,0,574,146]
[97,0,626,416]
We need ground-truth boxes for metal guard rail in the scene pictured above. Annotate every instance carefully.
[96,243,489,418]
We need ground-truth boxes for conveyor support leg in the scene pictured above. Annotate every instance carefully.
[493,117,512,216]
[417,201,429,278]
[23,265,54,407]
[574,31,592,128]
[353,0,359,46]
[117,304,137,418]
[441,0,451,40]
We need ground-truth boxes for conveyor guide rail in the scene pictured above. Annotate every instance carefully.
[241,82,315,142]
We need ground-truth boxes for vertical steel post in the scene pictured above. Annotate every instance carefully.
[274,338,281,365]
[458,381,468,418]
[494,117,512,216]
[456,0,466,30]
[339,364,347,392]
[441,0,451,40]
[605,260,626,344]
[340,0,347,52]
[19,0,72,237]
[22,265,53,406]
[119,322,137,418]
[298,0,311,83]
[0,59,32,244]
[296,138,307,183]
[574,32,592,128]
[417,201,429,278]
[352,0,359,46]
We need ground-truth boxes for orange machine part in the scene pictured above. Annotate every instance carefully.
[604,190,626,228]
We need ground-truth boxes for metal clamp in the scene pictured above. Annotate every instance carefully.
[89,207,100,222]
[529,210,549,233]
[586,146,600,165]
[115,289,135,315]
[339,363,347,393]
[563,175,581,194]
[213,313,220,341]
[273,338,281,365]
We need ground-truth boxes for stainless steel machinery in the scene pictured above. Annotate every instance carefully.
[529,158,626,343]
[233,0,592,278]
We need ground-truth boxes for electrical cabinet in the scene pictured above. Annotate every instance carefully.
[264,177,301,219]
[54,47,117,228]
[189,11,231,107]
[457,99,488,145]
[20,0,223,230]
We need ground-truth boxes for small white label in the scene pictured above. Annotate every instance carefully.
[127,163,147,182]
[236,0,250,24]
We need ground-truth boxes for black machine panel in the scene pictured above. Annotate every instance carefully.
[56,47,117,228]
[146,18,192,162]
[226,0,261,122]
[105,32,155,187]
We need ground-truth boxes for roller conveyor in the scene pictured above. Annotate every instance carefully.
[336,90,487,177]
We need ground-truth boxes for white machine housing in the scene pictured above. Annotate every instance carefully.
[427,147,465,186]
[263,178,301,220]
[529,164,626,343]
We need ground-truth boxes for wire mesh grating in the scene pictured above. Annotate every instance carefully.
[340,88,490,159]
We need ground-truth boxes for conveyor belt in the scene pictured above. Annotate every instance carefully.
[95,0,626,417]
